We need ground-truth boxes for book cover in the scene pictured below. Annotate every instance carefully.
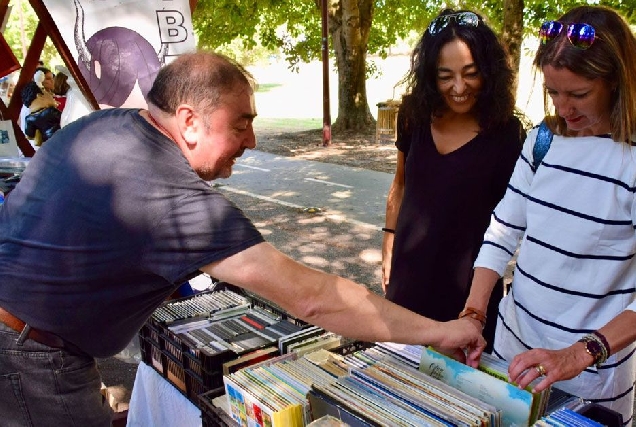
[419,347,535,426]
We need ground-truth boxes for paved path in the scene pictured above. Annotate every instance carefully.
[214,151,392,295]
[220,150,393,231]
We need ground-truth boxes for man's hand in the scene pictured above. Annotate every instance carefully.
[431,318,486,368]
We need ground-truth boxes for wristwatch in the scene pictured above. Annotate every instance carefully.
[578,336,605,367]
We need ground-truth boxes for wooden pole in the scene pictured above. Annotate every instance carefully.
[320,0,331,147]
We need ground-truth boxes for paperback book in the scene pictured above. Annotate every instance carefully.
[419,347,550,426]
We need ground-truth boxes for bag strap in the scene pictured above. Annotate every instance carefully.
[532,120,553,170]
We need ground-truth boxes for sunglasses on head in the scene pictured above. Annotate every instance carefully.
[428,12,480,36]
[539,21,596,49]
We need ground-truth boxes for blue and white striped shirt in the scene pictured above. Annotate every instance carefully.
[475,126,636,423]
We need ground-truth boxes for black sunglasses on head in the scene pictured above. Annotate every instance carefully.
[427,12,480,36]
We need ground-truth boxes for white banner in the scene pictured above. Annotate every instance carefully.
[42,0,197,109]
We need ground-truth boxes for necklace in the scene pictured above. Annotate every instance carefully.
[147,111,177,143]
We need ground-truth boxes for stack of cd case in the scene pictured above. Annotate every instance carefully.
[138,284,312,404]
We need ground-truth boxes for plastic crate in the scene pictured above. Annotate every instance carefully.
[139,333,217,402]
[138,323,186,364]
[139,320,161,343]
[199,388,238,427]
[164,352,186,393]
[138,286,309,406]
[138,335,163,374]
[138,333,187,391]
[183,348,235,382]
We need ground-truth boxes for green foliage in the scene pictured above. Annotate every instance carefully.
[215,38,275,66]
[194,1,439,64]
[4,0,635,77]
[4,1,61,70]
[193,0,635,67]
[4,0,38,64]
[194,0,320,70]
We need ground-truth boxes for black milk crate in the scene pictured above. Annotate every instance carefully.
[164,352,187,393]
[138,324,230,404]
[138,335,163,374]
[183,369,209,402]
[138,285,311,405]
[139,333,188,394]
[138,323,186,365]
[183,347,235,381]
[139,334,210,402]
[199,388,239,427]
[138,320,161,344]
[138,323,182,369]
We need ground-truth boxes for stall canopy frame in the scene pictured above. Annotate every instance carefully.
[0,0,198,158]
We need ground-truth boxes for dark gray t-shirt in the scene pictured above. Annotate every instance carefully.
[0,108,264,357]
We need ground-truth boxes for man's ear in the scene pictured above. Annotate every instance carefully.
[175,104,199,146]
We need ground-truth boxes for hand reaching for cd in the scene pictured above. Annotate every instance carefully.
[431,318,486,368]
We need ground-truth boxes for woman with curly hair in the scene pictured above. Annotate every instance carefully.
[382,9,526,352]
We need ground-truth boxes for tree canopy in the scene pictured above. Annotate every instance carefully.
[193,0,634,67]
[5,1,635,131]
[192,0,635,131]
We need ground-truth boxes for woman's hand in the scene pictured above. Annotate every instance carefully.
[381,232,394,293]
[508,342,594,392]
[432,318,486,368]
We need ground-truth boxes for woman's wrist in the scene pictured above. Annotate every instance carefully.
[577,331,610,367]
[458,306,487,329]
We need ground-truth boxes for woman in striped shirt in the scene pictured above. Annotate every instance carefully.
[463,5,636,423]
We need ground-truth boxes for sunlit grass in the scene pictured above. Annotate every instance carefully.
[254,117,322,132]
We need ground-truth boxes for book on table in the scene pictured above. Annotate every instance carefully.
[418,347,551,426]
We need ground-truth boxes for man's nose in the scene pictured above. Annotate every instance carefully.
[245,129,257,149]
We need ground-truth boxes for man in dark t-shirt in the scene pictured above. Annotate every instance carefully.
[0,52,485,426]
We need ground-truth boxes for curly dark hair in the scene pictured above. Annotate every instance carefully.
[21,81,43,108]
[400,9,516,132]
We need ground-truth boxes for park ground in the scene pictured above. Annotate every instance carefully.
[249,48,544,173]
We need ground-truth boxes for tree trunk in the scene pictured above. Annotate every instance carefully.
[501,0,524,93]
[328,0,374,131]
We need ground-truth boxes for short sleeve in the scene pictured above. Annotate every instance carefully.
[142,189,264,284]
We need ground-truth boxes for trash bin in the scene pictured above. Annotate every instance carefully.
[375,100,401,143]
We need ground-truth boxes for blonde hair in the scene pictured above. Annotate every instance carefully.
[534,6,636,143]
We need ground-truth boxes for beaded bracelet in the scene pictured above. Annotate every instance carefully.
[381,228,395,234]
[578,333,609,367]
[592,330,611,357]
